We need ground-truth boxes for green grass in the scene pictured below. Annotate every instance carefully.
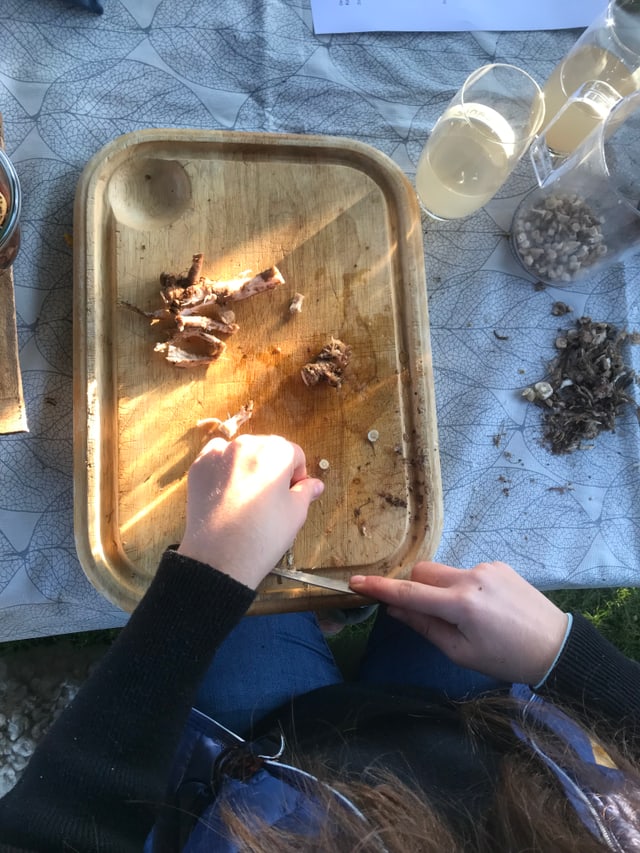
[0,628,121,656]
[327,614,377,679]
[547,587,640,660]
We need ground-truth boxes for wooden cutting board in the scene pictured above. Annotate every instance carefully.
[0,115,27,435]
[73,129,442,613]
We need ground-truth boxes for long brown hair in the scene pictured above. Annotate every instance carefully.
[216,695,640,852]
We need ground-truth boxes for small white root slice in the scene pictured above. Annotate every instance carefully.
[289,292,305,314]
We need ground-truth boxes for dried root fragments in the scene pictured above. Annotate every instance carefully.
[125,253,285,367]
[301,337,352,388]
[522,316,639,454]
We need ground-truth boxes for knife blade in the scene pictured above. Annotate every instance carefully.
[270,566,357,595]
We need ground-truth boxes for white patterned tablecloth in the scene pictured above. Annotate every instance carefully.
[1,0,639,641]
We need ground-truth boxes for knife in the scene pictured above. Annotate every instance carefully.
[270,566,357,595]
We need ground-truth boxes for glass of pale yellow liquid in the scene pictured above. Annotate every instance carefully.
[541,47,639,155]
[539,1,640,156]
[416,64,545,221]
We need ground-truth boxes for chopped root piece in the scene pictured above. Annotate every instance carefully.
[197,401,255,440]
[161,255,285,309]
[301,337,352,388]
[0,191,7,227]
[154,330,226,367]
[120,301,239,336]
[217,267,285,302]
[175,313,240,336]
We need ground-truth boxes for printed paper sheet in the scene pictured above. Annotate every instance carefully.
[311,0,604,35]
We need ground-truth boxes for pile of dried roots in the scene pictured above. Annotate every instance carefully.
[523,315,640,454]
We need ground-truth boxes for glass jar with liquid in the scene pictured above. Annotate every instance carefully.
[415,64,543,220]
[540,0,640,155]
[0,149,21,270]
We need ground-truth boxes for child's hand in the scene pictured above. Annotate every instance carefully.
[350,561,568,685]
[179,434,324,589]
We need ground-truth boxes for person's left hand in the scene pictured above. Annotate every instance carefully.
[178,434,324,589]
[350,560,568,685]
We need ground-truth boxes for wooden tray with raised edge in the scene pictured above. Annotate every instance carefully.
[73,129,442,614]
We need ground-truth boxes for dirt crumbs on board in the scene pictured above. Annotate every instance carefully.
[522,315,640,454]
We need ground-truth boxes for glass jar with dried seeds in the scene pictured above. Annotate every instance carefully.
[511,88,640,285]
[0,149,21,270]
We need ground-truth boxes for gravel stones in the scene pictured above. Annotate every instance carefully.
[0,642,107,796]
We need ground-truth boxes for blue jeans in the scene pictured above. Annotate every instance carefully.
[195,607,503,734]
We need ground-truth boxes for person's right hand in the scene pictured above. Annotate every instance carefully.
[350,561,569,686]
[178,434,324,589]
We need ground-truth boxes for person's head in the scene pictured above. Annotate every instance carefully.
[215,695,640,852]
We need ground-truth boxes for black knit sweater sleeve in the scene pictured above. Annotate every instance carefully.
[537,611,640,752]
[0,549,255,853]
